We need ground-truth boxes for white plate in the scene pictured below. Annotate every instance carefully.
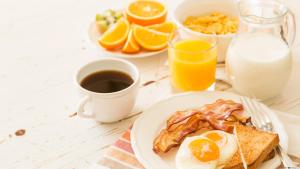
[131,91,288,169]
[87,21,167,59]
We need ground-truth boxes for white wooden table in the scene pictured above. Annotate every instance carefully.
[0,0,300,168]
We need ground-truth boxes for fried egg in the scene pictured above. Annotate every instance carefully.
[176,136,219,169]
[202,130,238,166]
[175,131,238,169]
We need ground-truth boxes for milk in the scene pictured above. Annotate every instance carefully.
[226,32,292,100]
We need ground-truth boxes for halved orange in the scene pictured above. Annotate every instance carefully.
[122,28,140,54]
[126,0,167,26]
[133,25,169,51]
[98,19,130,50]
[147,22,177,34]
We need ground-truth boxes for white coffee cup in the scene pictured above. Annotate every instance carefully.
[75,58,140,123]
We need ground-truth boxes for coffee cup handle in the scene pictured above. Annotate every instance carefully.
[77,96,95,118]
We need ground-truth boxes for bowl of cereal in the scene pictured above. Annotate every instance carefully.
[172,0,238,62]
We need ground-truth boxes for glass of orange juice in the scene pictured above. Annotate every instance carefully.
[168,29,217,92]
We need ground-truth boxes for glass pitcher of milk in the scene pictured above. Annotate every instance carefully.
[226,0,296,100]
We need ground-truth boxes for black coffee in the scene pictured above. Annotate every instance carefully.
[80,70,134,93]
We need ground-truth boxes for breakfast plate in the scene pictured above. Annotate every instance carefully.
[87,21,168,59]
[131,91,288,169]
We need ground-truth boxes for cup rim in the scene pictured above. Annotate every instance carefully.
[74,58,140,98]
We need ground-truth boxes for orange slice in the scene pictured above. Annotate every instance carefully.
[133,25,169,51]
[122,28,140,54]
[147,22,177,34]
[126,0,167,26]
[98,19,130,50]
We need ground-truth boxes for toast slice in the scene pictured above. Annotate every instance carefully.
[224,125,279,169]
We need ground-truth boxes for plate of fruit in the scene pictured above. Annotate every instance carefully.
[87,0,177,58]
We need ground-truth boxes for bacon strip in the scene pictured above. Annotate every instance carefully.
[166,110,203,132]
[153,114,200,153]
[153,99,251,154]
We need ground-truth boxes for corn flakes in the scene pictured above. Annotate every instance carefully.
[183,12,239,35]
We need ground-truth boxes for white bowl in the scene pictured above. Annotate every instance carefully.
[172,0,238,62]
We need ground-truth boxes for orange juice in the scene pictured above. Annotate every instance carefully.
[169,39,217,91]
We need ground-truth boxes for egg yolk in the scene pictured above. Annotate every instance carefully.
[188,139,220,162]
[206,132,223,141]
[205,132,227,147]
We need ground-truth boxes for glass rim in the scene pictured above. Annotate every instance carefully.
[238,0,288,24]
[168,27,218,55]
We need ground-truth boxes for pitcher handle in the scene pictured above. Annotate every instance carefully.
[284,9,296,47]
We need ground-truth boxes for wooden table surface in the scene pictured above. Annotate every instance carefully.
[0,0,300,168]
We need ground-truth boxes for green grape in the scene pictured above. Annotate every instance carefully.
[115,11,123,20]
[108,9,116,15]
[97,20,109,33]
[106,16,116,25]
[104,9,115,17]
[95,14,104,21]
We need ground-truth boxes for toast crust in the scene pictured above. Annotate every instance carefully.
[224,125,279,169]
